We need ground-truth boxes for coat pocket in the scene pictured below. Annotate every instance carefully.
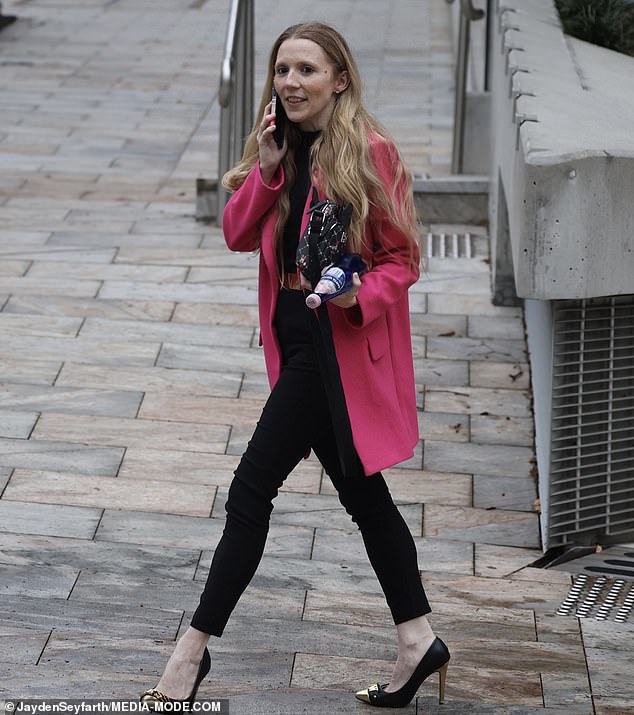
[366,320,389,362]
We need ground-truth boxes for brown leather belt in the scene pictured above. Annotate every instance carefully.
[281,273,303,290]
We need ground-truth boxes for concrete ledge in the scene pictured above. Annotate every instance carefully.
[490,0,634,300]
[414,175,489,225]
[197,176,490,226]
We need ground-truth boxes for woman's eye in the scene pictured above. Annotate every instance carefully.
[275,67,288,76]
[301,66,314,74]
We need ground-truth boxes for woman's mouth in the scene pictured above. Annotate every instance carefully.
[285,97,306,106]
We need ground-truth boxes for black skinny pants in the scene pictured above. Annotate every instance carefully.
[191,289,430,636]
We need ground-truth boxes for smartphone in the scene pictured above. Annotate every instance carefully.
[271,87,287,149]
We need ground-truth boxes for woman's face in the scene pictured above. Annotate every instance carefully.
[273,38,348,131]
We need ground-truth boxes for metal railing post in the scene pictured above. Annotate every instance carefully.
[217,0,254,226]
[448,0,485,174]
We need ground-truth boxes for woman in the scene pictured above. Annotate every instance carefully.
[140,21,450,710]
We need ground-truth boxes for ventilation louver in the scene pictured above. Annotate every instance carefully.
[549,296,634,545]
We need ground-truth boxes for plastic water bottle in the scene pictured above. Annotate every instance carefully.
[305,254,367,309]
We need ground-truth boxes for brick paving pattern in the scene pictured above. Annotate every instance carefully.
[0,1,632,713]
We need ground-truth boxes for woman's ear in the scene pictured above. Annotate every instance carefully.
[335,70,350,94]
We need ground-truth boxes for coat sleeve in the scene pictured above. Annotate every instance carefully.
[341,137,420,329]
[222,162,285,252]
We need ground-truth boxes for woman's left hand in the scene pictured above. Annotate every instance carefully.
[330,272,362,309]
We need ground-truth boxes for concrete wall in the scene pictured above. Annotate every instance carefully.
[489,0,634,302]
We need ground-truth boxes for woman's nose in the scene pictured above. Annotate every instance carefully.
[284,69,300,87]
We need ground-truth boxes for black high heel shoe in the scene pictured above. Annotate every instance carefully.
[140,647,211,709]
[355,637,450,708]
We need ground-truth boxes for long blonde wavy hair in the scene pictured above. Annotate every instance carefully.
[223,21,419,269]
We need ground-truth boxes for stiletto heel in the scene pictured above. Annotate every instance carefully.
[437,662,448,704]
[140,647,211,709]
[355,637,450,708]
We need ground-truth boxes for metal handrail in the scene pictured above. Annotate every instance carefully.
[217,0,254,224]
[447,0,485,174]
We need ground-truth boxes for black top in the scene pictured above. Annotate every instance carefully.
[282,129,321,274]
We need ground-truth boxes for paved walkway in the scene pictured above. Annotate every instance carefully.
[0,1,631,714]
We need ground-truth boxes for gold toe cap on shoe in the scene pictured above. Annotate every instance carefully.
[355,683,380,704]
[140,690,171,709]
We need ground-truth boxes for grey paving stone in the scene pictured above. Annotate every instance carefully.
[99,280,259,305]
[427,336,527,363]
[579,617,634,652]
[0,595,181,640]
[424,386,531,417]
[2,295,175,322]
[424,440,534,479]
[0,276,101,297]
[158,343,266,373]
[0,627,51,666]
[1,564,79,599]
[0,260,30,277]
[0,246,117,263]
[79,317,254,348]
[0,313,83,338]
[473,474,538,512]
[470,361,531,390]
[61,364,241,399]
[0,501,101,539]
[47,231,202,248]
[420,411,470,442]
[475,544,541,578]
[423,504,540,548]
[427,293,522,317]
[114,247,240,268]
[0,467,11,493]
[0,384,143,417]
[171,302,260,327]
[0,232,50,246]
[585,646,634,702]
[410,312,467,337]
[4,469,217,517]
[470,414,534,447]
[0,532,200,580]
[0,438,124,475]
[468,315,525,340]
[139,393,265,427]
[27,260,188,283]
[0,410,38,439]
[381,468,472,506]
[32,414,229,453]
[415,358,469,386]
[0,335,160,367]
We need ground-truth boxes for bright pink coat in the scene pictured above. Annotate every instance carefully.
[222,135,420,475]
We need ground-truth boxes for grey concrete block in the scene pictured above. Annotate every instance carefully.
[1,563,79,599]
[0,438,124,475]
[424,440,534,479]
[0,410,38,439]
[473,474,538,512]
[0,501,102,539]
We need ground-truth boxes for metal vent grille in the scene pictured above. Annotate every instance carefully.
[556,573,634,623]
[423,230,488,258]
[549,296,634,545]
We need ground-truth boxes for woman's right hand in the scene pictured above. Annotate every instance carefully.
[258,102,286,184]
